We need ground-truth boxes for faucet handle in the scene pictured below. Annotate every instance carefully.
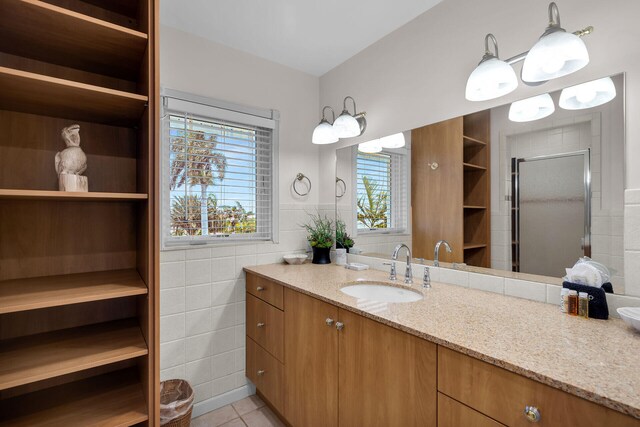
[423,266,431,289]
[383,262,397,281]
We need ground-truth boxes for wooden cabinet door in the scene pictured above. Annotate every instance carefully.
[411,117,464,261]
[438,393,505,427]
[337,308,437,427]
[284,289,339,427]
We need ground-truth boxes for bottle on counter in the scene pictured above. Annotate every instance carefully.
[560,288,570,313]
[578,292,589,318]
[568,290,579,316]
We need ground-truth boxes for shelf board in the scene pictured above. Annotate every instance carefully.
[0,0,147,80]
[463,162,487,171]
[0,369,148,426]
[0,319,148,390]
[463,243,487,250]
[0,189,148,201]
[0,66,148,126]
[463,205,486,209]
[0,269,147,314]
[463,135,487,147]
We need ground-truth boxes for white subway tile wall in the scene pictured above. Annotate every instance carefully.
[160,204,312,404]
[625,189,640,296]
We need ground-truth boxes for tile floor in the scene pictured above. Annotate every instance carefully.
[191,395,285,427]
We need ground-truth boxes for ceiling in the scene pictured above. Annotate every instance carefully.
[160,0,443,76]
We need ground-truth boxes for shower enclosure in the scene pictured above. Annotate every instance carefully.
[511,150,591,277]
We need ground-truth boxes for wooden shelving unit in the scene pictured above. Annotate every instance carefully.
[0,0,158,425]
[462,110,491,267]
[0,269,147,314]
[0,369,148,426]
[411,111,491,267]
[0,189,148,201]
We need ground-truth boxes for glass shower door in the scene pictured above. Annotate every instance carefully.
[513,151,590,277]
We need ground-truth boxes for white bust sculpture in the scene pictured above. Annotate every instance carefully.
[55,124,88,192]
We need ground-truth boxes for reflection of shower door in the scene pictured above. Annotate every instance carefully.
[512,150,590,277]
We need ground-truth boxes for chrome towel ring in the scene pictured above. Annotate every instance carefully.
[336,177,346,198]
[293,173,311,196]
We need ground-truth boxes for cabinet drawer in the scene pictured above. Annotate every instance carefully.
[246,293,284,362]
[247,336,284,413]
[438,393,505,427]
[246,273,284,310]
[438,346,640,427]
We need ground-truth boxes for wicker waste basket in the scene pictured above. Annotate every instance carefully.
[160,379,194,427]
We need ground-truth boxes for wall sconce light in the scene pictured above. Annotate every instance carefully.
[312,106,339,145]
[559,76,616,110]
[379,132,406,149]
[465,34,518,101]
[508,93,555,122]
[334,96,365,138]
[465,2,593,102]
[358,139,382,153]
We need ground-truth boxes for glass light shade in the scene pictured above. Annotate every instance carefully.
[522,31,589,83]
[465,58,518,101]
[333,111,361,138]
[358,140,382,153]
[559,77,616,110]
[508,93,555,122]
[379,133,405,149]
[312,121,339,144]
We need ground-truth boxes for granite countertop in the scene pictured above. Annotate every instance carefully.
[244,263,640,419]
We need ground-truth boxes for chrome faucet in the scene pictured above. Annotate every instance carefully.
[434,240,452,267]
[392,244,413,284]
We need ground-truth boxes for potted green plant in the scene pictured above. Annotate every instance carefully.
[302,213,334,264]
[335,218,354,253]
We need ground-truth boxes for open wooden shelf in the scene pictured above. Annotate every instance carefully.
[0,319,148,390]
[463,205,486,209]
[0,66,148,126]
[463,162,487,171]
[0,269,147,314]
[463,135,487,147]
[463,243,487,250]
[0,368,148,426]
[0,189,148,201]
[0,0,147,80]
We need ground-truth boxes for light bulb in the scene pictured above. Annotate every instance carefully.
[358,140,382,153]
[559,76,617,110]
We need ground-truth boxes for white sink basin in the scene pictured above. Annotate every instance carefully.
[340,282,423,303]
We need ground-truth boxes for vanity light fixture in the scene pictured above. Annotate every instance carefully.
[312,106,339,145]
[522,3,590,83]
[559,76,616,110]
[379,132,406,149]
[465,34,518,101]
[508,93,555,122]
[465,2,593,102]
[358,139,383,153]
[334,96,365,138]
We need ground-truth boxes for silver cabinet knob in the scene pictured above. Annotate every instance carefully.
[257,370,265,376]
[325,318,334,326]
[524,406,541,422]
[256,286,265,292]
[335,322,345,331]
[256,322,265,328]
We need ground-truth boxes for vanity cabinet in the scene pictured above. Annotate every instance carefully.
[438,346,640,427]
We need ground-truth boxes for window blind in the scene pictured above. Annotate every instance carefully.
[355,150,408,233]
[162,95,276,245]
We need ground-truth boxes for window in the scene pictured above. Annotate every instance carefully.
[162,91,278,246]
[355,149,408,233]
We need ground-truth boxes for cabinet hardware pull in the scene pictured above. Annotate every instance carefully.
[257,370,265,376]
[335,322,345,331]
[256,286,265,291]
[524,406,541,422]
[257,322,265,328]
[325,318,334,326]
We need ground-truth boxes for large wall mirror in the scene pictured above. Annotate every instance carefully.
[335,73,626,294]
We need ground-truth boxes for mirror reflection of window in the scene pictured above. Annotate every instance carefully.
[354,149,408,234]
